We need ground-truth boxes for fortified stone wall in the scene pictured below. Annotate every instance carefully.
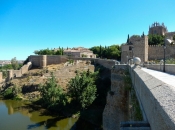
[121,36,148,64]
[129,65,175,130]
[29,55,67,68]
[47,55,67,65]
[131,36,148,62]
[29,55,41,67]
[13,70,22,77]
[6,62,32,81]
[148,45,175,60]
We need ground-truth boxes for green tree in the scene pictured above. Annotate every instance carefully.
[11,57,19,70]
[148,34,165,45]
[39,73,64,107]
[67,71,98,109]
[90,44,121,60]
[34,48,64,55]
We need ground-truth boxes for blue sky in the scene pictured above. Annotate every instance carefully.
[0,0,175,60]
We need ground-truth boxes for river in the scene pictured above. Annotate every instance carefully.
[0,100,77,130]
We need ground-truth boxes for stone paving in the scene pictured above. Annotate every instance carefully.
[141,68,175,87]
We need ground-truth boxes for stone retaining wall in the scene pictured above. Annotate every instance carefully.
[103,65,128,130]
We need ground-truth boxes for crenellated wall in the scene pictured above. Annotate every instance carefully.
[121,35,175,63]
[148,45,175,60]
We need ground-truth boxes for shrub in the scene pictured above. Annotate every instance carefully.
[3,88,14,99]
[67,71,98,109]
[39,72,65,108]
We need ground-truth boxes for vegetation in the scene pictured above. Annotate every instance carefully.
[165,58,175,64]
[124,70,143,120]
[34,48,64,55]
[148,34,165,45]
[90,44,121,60]
[39,72,66,108]
[173,34,175,41]
[2,85,22,100]
[67,70,98,109]
[11,57,20,70]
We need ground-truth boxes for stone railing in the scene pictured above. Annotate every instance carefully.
[145,64,175,75]
[129,62,175,129]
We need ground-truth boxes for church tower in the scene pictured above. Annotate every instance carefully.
[148,22,168,35]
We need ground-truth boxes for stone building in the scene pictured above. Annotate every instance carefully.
[121,22,175,64]
[63,47,96,58]
[149,22,168,35]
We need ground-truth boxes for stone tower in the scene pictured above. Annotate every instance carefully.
[121,35,148,64]
[149,22,168,35]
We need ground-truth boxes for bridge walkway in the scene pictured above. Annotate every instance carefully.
[141,68,175,88]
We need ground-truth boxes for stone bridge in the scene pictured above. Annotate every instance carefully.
[103,62,175,130]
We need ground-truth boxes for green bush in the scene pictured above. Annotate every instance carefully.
[39,72,66,108]
[67,71,98,109]
[3,88,14,99]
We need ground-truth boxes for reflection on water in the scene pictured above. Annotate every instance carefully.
[0,100,77,130]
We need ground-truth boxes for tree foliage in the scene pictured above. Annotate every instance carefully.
[148,34,165,45]
[67,70,98,109]
[11,57,19,70]
[39,73,65,107]
[90,44,121,60]
[34,48,64,55]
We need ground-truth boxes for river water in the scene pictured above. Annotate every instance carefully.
[0,100,77,130]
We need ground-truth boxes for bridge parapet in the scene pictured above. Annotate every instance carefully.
[130,65,175,130]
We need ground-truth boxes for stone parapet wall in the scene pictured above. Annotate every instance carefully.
[129,65,175,130]
[145,64,175,75]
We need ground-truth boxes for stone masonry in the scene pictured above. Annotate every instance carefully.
[121,22,175,64]
[103,65,128,130]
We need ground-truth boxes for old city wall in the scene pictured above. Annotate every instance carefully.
[148,45,175,60]
[47,55,67,65]
[129,65,175,130]
[6,62,32,81]
[121,36,148,64]
[29,55,67,68]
